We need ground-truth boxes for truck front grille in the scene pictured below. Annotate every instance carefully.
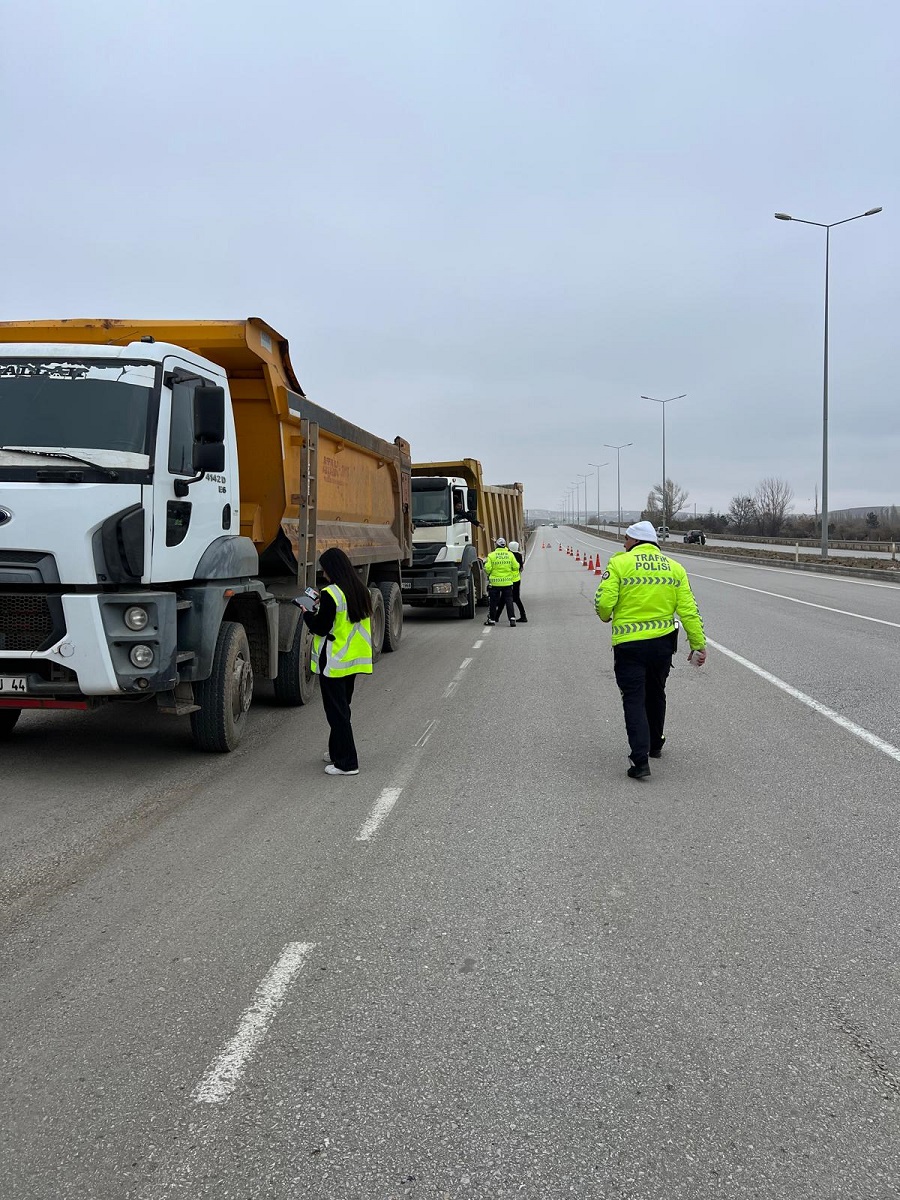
[0,594,58,651]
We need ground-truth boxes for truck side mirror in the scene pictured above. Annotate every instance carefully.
[193,385,226,442]
[192,440,226,473]
[192,385,226,473]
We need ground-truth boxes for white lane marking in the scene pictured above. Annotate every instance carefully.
[690,574,900,629]
[459,657,473,670]
[193,942,315,1104]
[443,679,459,699]
[415,719,438,748]
[472,639,484,649]
[707,638,900,765]
[356,786,404,842]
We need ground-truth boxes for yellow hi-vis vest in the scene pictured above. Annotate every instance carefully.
[484,547,518,586]
[594,545,706,649]
[311,584,374,677]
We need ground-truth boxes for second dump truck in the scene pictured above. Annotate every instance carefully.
[401,460,524,616]
[0,318,412,751]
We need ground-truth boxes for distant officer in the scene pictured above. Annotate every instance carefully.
[594,520,707,780]
[508,540,527,623]
[483,537,518,627]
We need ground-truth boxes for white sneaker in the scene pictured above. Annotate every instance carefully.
[323,751,332,763]
[324,764,359,776]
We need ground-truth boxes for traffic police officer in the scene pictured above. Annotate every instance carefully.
[508,540,527,623]
[594,520,707,780]
[483,537,519,626]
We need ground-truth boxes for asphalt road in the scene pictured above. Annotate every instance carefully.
[3,529,900,1198]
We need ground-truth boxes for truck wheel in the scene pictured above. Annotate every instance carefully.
[368,588,385,664]
[274,617,317,706]
[0,709,21,738]
[378,582,403,651]
[190,621,253,752]
[458,574,476,619]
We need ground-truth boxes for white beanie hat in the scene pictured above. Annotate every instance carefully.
[625,520,659,544]
[495,537,506,547]
[508,540,520,552]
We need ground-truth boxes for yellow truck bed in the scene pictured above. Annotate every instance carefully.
[0,317,412,572]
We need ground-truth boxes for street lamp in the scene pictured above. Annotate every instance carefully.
[641,394,686,534]
[578,473,591,528]
[588,462,608,532]
[604,443,633,537]
[775,205,882,558]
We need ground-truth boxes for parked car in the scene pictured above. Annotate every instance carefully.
[657,526,670,541]
[684,529,706,545]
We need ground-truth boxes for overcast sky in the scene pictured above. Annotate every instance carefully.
[3,0,897,515]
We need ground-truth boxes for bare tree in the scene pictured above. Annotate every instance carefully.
[727,494,757,532]
[645,478,690,527]
[754,477,794,536]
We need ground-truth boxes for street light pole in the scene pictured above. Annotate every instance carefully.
[578,473,591,529]
[775,206,882,558]
[588,462,608,532]
[641,394,685,532]
[604,443,633,538]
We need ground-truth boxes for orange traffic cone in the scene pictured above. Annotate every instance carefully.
[594,558,603,575]
[576,551,581,562]
[587,556,594,570]
[558,544,563,551]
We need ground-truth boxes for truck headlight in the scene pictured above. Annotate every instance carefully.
[129,644,154,668]
[432,582,453,594]
[124,606,149,631]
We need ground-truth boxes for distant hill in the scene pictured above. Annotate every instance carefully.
[830,505,899,519]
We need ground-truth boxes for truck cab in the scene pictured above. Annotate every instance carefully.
[405,475,484,618]
[0,318,412,751]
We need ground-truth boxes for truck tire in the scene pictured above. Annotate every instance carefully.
[378,581,403,651]
[190,621,253,752]
[0,709,21,738]
[368,587,385,664]
[458,574,476,619]
[273,618,317,706]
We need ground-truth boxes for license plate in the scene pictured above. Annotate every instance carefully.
[0,676,27,694]
[401,581,412,590]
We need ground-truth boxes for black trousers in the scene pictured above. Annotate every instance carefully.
[489,585,515,622]
[613,634,674,765]
[511,580,526,619]
[319,673,358,770]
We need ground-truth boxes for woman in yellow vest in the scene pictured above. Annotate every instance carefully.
[301,547,374,776]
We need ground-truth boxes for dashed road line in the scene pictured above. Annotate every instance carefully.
[415,719,438,748]
[356,787,404,842]
[193,941,315,1104]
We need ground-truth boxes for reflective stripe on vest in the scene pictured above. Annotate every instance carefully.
[611,616,677,638]
[311,584,374,677]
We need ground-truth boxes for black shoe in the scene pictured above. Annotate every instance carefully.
[627,760,651,781]
[484,619,496,626]
[649,736,666,759]
[517,615,528,623]
[509,619,517,627]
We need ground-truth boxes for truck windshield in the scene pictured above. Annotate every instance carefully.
[411,485,451,527]
[0,359,156,456]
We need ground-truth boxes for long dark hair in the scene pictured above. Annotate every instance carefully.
[319,547,373,623]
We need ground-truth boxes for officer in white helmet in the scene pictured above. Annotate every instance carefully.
[482,537,519,626]
[507,541,527,623]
